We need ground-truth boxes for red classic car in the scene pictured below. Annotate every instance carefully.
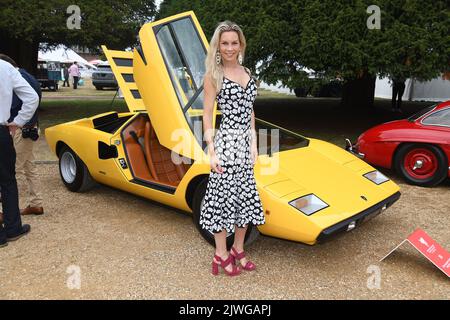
[347,101,450,187]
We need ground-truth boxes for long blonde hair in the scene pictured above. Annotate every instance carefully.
[205,20,247,93]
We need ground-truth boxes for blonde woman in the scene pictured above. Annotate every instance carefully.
[200,21,265,276]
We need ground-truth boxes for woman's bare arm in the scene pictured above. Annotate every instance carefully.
[251,110,257,146]
[203,73,216,155]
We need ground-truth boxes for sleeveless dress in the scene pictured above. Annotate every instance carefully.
[199,71,265,233]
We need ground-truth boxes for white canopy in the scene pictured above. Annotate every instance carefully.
[38,45,97,69]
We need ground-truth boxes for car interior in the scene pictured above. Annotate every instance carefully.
[121,114,192,188]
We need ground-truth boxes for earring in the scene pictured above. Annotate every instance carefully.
[216,51,221,65]
[238,52,243,65]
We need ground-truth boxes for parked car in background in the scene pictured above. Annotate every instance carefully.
[36,59,62,91]
[92,63,118,90]
[346,101,450,187]
[78,64,96,79]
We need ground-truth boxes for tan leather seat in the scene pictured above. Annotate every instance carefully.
[122,116,153,181]
[146,123,188,186]
[144,122,158,180]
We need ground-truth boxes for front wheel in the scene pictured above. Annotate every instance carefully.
[192,179,260,249]
[394,143,448,187]
[59,146,96,192]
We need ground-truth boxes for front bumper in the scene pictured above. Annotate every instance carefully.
[345,138,365,159]
[316,191,401,243]
[92,79,118,87]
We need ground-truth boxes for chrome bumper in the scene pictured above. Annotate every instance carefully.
[345,138,365,159]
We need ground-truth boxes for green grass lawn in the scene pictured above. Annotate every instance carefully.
[42,78,117,98]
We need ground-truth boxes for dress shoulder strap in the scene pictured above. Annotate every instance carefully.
[243,66,252,78]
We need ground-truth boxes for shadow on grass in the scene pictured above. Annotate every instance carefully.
[39,99,128,132]
[39,95,438,150]
[254,97,435,147]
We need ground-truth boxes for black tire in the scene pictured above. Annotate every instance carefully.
[192,178,260,249]
[58,146,96,192]
[95,86,103,90]
[394,143,448,187]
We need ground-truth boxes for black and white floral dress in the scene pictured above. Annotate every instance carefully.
[199,71,265,233]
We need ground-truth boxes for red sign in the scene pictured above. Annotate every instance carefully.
[381,228,450,277]
[407,229,450,277]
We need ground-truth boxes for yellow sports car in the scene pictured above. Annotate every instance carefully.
[45,11,401,246]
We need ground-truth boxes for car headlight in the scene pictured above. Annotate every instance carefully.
[364,170,389,185]
[289,194,329,216]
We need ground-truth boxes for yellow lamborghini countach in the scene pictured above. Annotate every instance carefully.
[45,11,401,246]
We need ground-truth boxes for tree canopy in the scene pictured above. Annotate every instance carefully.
[0,0,156,49]
[158,0,450,106]
[0,0,156,73]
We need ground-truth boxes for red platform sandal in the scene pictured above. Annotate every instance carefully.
[230,247,256,271]
[212,254,241,276]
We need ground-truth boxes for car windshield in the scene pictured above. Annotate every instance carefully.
[154,16,309,154]
[421,107,450,127]
[97,66,112,71]
[155,16,207,145]
[408,105,436,122]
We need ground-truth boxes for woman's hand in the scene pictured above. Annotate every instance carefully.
[210,150,224,174]
[251,141,258,166]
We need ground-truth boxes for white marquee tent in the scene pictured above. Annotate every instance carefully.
[38,45,96,68]
[375,75,450,102]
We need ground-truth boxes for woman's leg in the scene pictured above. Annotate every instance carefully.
[214,230,233,272]
[232,225,249,266]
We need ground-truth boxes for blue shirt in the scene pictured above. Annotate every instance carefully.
[9,68,41,127]
[0,60,38,126]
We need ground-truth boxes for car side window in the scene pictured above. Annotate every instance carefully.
[155,17,206,110]
[422,108,450,127]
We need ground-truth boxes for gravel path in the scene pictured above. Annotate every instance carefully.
[0,164,448,299]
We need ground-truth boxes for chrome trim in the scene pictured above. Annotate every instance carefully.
[413,160,424,170]
[419,106,450,128]
[345,138,365,159]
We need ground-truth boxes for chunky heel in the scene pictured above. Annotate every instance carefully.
[212,254,241,276]
[212,261,219,275]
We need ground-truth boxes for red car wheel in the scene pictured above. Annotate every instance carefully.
[394,143,448,187]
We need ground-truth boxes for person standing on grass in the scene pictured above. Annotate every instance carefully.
[0,57,38,248]
[62,65,70,87]
[68,61,80,89]
[391,76,406,113]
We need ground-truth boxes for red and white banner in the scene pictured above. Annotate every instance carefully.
[381,228,449,277]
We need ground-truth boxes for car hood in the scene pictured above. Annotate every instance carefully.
[255,138,400,227]
[358,118,449,145]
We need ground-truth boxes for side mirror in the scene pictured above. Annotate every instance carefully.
[98,141,118,159]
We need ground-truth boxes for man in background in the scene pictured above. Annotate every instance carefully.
[68,61,80,89]
[0,57,38,247]
[0,54,44,218]
[391,76,406,113]
[62,65,70,87]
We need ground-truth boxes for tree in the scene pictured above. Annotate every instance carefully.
[158,0,449,108]
[0,0,156,75]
